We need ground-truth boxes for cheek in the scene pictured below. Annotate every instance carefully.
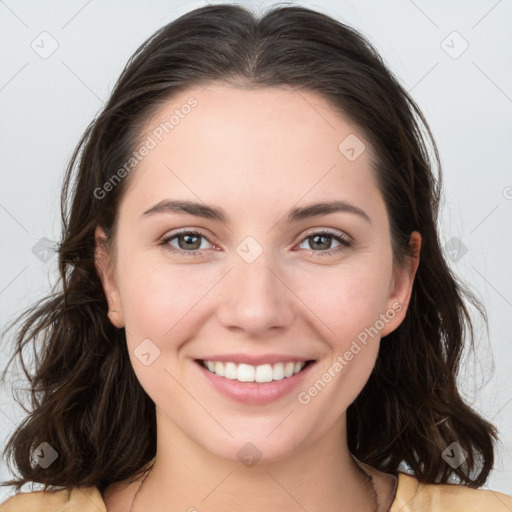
[295,257,394,344]
[117,252,218,346]
[117,258,209,397]
[294,265,392,420]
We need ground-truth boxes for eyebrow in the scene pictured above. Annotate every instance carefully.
[141,199,371,224]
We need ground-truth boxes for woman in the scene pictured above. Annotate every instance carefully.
[1,4,510,511]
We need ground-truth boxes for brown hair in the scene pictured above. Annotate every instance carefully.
[1,3,499,494]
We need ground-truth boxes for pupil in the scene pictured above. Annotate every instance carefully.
[181,234,199,250]
[312,235,330,250]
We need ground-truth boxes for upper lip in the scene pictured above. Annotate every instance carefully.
[196,354,314,366]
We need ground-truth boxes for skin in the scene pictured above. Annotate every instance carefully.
[95,82,421,511]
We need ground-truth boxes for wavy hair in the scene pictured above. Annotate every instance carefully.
[1,3,499,494]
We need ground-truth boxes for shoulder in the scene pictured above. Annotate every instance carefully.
[0,486,106,512]
[391,471,512,511]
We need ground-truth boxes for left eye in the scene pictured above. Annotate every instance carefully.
[297,232,348,252]
[162,231,212,254]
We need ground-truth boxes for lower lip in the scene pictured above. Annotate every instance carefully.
[195,360,316,405]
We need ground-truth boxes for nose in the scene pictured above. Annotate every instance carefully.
[215,252,295,337]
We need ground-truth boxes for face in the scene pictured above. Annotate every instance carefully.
[95,82,419,463]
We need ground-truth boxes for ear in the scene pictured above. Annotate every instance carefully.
[380,231,421,337]
[94,226,124,328]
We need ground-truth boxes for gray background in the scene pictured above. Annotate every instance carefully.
[1,0,511,501]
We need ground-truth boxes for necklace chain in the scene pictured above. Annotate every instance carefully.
[128,459,379,512]
[354,460,380,512]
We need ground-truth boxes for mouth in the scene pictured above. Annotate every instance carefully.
[196,359,315,383]
[194,358,317,405]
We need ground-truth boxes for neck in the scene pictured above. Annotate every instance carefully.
[132,409,378,512]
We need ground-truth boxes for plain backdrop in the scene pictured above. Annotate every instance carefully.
[0,0,511,501]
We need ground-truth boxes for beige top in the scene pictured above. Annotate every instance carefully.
[1,468,511,511]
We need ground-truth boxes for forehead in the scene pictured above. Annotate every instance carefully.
[120,82,383,223]
[141,82,361,153]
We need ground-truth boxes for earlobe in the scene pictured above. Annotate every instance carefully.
[381,231,421,337]
[94,226,124,328]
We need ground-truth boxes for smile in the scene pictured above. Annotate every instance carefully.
[199,360,309,383]
[195,357,316,405]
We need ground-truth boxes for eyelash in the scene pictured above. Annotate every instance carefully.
[160,229,351,258]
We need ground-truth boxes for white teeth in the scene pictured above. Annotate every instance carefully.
[201,360,307,382]
[255,364,273,383]
[224,362,237,380]
[214,361,225,377]
[284,362,295,378]
[272,363,285,381]
[237,363,255,382]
